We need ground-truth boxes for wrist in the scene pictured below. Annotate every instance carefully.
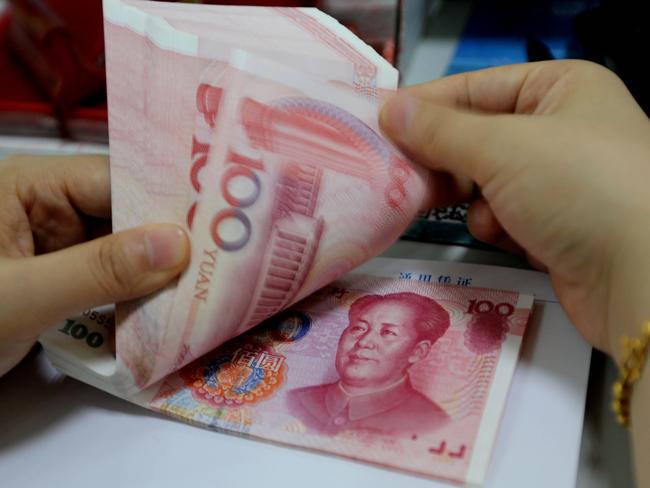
[606,223,650,364]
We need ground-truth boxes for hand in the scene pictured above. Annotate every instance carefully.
[380,60,650,357]
[0,154,190,376]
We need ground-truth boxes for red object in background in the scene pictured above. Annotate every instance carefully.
[0,0,398,141]
[202,1,315,4]
[2,0,106,138]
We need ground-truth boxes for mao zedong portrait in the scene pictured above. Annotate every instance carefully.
[287,292,451,437]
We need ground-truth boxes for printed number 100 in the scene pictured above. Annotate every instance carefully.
[466,299,515,316]
[58,319,104,348]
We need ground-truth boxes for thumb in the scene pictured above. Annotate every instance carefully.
[380,93,526,188]
[2,224,190,340]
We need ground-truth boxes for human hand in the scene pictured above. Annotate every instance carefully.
[380,60,650,357]
[0,154,190,376]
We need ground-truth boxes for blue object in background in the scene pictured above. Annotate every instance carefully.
[404,0,605,250]
[446,0,601,75]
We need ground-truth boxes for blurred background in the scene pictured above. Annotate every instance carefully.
[1,0,648,142]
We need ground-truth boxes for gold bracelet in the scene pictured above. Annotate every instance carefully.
[612,321,650,428]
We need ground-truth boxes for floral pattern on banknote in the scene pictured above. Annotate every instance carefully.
[179,344,287,407]
[155,310,314,413]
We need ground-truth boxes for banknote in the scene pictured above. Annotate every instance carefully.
[103,0,432,391]
[146,275,532,484]
[41,271,532,484]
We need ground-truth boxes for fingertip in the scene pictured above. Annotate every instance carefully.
[466,200,530,258]
[380,93,419,142]
[466,198,502,243]
[524,251,548,272]
[143,224,191,272]
[419,171,475,212]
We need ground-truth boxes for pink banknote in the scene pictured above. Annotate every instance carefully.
[148,275,533,484]
[104,0,432,391]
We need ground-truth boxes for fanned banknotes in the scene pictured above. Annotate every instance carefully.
[39,0,535,484]
[103,0,432,393]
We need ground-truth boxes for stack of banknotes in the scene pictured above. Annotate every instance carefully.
[39,0,535,484]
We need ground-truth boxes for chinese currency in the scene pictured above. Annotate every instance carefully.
[149,276,532,484]
[38,0,535,484]
[104,0,431,391]
[42,273,533,484]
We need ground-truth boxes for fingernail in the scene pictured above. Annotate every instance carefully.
[381,94,419,138]
[144,225,188,270]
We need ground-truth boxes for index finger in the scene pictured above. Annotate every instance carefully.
[56,154,111,218]
[5,154,112,219]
